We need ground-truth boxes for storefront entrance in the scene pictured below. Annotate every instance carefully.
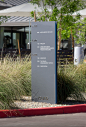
[0,26,31,50]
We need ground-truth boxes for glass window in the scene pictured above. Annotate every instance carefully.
[4,26,30,49]
[25,27,31,49]
[13,33,20,49]
[4,32,11,37]
[4,32,12,49]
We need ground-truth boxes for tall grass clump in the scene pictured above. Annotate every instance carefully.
[73,63,86,92]
[62,63,86,92]
[0,55,31,109]
[57,62,86,103]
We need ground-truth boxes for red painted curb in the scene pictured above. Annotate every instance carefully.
[0,104,86,118]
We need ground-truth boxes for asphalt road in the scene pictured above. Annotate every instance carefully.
[0,113,86,127]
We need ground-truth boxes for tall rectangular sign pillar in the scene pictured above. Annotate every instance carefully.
[31,21,57,104]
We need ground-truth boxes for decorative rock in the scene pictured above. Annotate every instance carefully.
[14,96,69,109]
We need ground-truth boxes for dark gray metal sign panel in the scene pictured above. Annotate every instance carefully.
[31,21,57,104]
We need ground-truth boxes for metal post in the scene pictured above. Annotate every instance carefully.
[11,27,13,48]
[29,19,30,49]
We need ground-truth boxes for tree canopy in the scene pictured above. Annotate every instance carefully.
[31,0,86,49]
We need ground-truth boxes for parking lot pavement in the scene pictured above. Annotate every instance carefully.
[0,113,86,127]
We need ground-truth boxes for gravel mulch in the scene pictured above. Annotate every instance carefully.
[13,95,86,109]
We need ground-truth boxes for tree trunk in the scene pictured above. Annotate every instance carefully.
[17,39,21,61]
[58,17,62,50]
[71,28,74,59]
[34,11,36,22]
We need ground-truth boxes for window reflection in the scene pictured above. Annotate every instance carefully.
[13,33,20,49]
[4,32,12,49]
[25,27,31,49]
[4,26,31,49]
[4,27,31,49]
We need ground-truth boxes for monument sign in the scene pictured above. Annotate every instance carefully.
[31,21,57,104]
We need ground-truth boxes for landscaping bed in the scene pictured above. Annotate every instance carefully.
[0,56,86,110]
[12,94,86,109]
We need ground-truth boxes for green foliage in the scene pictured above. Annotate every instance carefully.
[61,27,71,40]
[73,18,86,45]
[0,0,9,25]
[30,11,34,17]
[31,0,41,5]
[0,16,8,25]
[49,7,59,21]
[30,0,86,44]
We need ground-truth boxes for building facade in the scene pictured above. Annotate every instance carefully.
[1,0,83,53]
[0,0,34,51]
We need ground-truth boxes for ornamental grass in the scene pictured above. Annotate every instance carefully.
[0,55,86,109]
[0,55,31,109]
[57,62,86,103]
